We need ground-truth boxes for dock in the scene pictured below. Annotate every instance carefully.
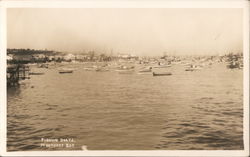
[7,64,30,87]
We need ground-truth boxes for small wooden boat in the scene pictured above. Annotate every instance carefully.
[37,64,48,68]
[185,68,195,71]
[95,68,109,72]
[138,68,152,73]
[138,72,152,75]
[153,72,172,76]
[29,72,44,75]
[153,65,171,68]
[59,68,73,74]
[84,67,95,71]
[138,69,152,73]
[185,67,202,71]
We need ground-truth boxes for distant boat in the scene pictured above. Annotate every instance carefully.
[138,67,152,73]
[153,65,171,68]
[185,64,202,71]
[118,65,135,70]
[95,68,109,72]
[138,72,152,75]
[153,72,172,76]
[138,67,152,75]
[59,68,73,74]
[84,67,95,71]
[185,67,202,71]
[37,63,48,68]
[185,68,195,71]
[29,72,44,75]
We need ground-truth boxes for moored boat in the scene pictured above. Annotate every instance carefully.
[185,67,202,71]
[29,72,44,75]
[138,67,152,75]
[95,68,109,72]
[153,72,172,76]
[153,65,171,68]
[138,72,152,75]
[84,67,95,71]
[59,68,73,74]
[138,67,152,73]
[37,63,48,68]
[185,68,195,71]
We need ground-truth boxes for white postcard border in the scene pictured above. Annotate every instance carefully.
[0,0,249,156]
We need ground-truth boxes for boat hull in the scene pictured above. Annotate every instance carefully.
[59,70,73,74]
[153,72,172,76]
[29,72,44,75]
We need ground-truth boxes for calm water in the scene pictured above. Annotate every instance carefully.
[7,62,243,151]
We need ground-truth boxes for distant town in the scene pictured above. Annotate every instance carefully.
[7,48,243,69]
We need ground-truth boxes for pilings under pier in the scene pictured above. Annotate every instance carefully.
[7,64,30,87]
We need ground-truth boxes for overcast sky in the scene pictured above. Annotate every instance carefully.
[7,8,243,56]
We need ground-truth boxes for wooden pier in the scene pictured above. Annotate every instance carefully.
[7,64,30,86]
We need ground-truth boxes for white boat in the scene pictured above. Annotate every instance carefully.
[138,72,152,75]
[138,67,152,74]
[84,67,95,71]
[153,65,171,68]
[138,68,152,73]
[37,63,48,68]
[185,65,202,71]
[185,67,202,71]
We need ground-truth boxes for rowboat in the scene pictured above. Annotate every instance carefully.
[29,72,44,75]
[84,67,95,71]
[59,68,73,74]
[138,72,152,75]
[95,68,109,72]
[37,64,48,68]
[153,72,172,76]
[138,69,151,72]
[153,65,171,68]
[185,67,202,71]
[138,67,152,75]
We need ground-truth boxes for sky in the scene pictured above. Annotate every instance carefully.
[7,8,243,56]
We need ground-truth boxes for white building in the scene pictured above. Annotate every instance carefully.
[63,54,76,61]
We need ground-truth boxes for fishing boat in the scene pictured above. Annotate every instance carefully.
[138,67,152,72]
[84,67,95,71]
[59,68,73,74]
[185,67,202,71]
[185,68,195,71]
[153,72,172,76]
[37,63,48,68]
[95,68,109,72]
[138,67,152,75]
[138,72,152,75]
[185,64,202,71]
[153,64,171,68]
[29,72,44,75]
